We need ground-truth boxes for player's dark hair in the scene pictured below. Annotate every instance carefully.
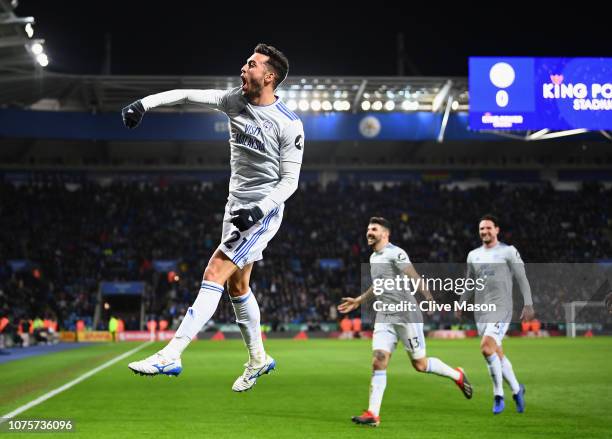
[254,43,289,89]
[480,214,500,228]
[369,216,391,233]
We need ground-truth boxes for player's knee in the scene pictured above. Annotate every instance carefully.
[372,359,387,371]
[372,350,388,370]
[203,266,219,282]
[481,346,495,357]
[412,357,428,372]
[227,278,249,296]
[480,339,496,357]
[203,260,226,283]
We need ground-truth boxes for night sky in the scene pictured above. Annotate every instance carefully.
[15,1,609,77]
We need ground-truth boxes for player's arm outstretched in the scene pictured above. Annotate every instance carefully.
[121,89,229,128]
[508,246,535,321]
[338,286,374,314]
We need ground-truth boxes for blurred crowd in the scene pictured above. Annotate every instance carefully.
[1,178,611,336]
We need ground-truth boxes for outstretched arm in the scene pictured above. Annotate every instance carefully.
[122,89,229,129]
[338,286,375,314]
[140,89,228,111]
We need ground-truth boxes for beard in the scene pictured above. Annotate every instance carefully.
[243,79,264,100]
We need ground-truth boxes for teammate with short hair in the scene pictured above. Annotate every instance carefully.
[123,43,305,392]
[338,217,472,427]
[459,214,534,414]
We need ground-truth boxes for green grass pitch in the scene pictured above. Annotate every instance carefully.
[1,338,610,438]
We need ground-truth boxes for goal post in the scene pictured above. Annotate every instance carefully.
[563,301,606,338]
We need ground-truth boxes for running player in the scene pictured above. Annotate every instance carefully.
[338,217,472,427]
[459,214,534,414]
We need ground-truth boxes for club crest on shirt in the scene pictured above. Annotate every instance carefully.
[294,134,304,150]
[262,120,274,131]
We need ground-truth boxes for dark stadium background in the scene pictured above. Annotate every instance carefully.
[13,2,609,76]
[0,3,611,438]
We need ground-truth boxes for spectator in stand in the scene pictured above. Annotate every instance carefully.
[340,315,354,339]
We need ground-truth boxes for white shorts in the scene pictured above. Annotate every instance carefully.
[372,322,426,359]
[477,321,510,346]
[217,200,284,269]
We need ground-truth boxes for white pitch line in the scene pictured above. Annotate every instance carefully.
[0,341,153,423]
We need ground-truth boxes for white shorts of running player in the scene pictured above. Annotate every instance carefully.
[372,322,426,359]
[477,321,510,346]
[217,200,284,269]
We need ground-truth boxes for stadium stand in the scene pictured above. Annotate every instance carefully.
[2,177,610,333]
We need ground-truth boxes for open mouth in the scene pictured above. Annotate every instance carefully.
[241,76,247,91]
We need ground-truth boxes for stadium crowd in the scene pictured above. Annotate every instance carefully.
[1,178,611,338]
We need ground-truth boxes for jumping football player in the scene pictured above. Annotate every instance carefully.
[123,44,304,392]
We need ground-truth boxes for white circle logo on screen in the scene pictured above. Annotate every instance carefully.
[359,116,381,138]
[489,62,515,108]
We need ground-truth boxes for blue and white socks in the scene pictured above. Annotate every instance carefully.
[501,355,521,394]
[161,280,224,358]
[486,353,504,396]
[231,288,266,366]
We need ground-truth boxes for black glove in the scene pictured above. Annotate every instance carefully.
[230,206,264,231]
[121,100,146,128]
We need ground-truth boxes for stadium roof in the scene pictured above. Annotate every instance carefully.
[0,0,44,75]
[0,2,608,142]
[0,73,469,113]
[0,3,469,113]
